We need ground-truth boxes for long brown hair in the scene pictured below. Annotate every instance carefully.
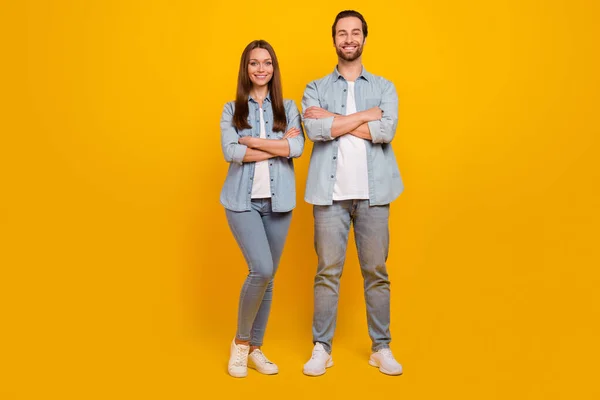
[232,40,287,133]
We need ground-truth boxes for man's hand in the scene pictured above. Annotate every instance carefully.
[303,106,335,119]
[363,106,383,122]
[238,136,255,147]
[283,127,301,139]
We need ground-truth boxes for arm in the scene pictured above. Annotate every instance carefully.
[239,100,306,158]
[304,106,383,139]
[301,81,335,142]
[365,80,399,144]
[239,136,294,157]
[242,148,276,162]
[220,102,248,164]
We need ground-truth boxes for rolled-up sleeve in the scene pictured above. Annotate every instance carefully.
[220,102,247,164]
[367,80,399,144]
[285,100,305,158]
[302,81,334,142]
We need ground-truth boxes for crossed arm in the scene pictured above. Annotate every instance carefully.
[238,128,301,162]
[302,106,383,140]
[301,80,398,143]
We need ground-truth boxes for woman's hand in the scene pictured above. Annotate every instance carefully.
[283,127,301,139]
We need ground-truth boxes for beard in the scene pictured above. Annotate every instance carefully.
[336,42,363,61]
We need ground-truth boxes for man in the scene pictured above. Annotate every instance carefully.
[301,10,404,376]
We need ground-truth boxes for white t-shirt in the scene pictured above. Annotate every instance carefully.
[332,81,369,200]
[251,107,271,198]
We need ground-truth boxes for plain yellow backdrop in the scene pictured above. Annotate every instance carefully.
[2,0,599,399]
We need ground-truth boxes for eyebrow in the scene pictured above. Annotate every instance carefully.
[337,29,362,33]
[249,58,272,62]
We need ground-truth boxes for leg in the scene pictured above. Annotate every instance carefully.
[225,203,274,343]
[312,201,352,353]
[353,200,392,352]
[249,200,292,347]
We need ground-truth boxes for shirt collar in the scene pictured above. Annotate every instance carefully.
[332,66,371,82]
[248,91,272,103]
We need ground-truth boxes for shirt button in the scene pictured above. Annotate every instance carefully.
[341,105,345,108]
[271,193,275,196]
[344,89,347,92]
[270,178,274,181]
[269,163,273,166]
[265,121,269,124]
[330,175,334,178]
[333,156,337,160]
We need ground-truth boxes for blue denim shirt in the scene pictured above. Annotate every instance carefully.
[220,95,305,212]
[302,67,404,205]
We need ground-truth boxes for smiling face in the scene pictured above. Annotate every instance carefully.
[334,16,365,62]
[247,48,274,90]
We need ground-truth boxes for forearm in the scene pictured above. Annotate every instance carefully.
[349,123,372,140]
[249,138,291,157]
[330,112,369,137]
[242,148,275,162]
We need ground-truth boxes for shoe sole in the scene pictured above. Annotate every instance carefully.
[228,369,248,378]
[248,362,279,375]
[368,359,403,376]
[303,358,334,376]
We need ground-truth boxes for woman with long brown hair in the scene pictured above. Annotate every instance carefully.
[220,40,304,378]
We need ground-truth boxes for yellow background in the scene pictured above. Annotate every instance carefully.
[2,0,599,399]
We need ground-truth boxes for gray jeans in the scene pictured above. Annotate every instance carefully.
[312,200,391,353]
[226,198,292,346]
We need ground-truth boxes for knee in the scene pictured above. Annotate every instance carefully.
[250,263,274,285]
[362,263,389,282]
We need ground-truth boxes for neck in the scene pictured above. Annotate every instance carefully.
[250,86,269,101]
[337,58,363,81]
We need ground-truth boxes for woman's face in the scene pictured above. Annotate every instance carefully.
[247,48,273,89]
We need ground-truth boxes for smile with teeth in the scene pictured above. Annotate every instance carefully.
[254,75,268,79]
[342,45,358,51]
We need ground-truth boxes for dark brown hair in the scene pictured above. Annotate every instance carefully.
[331,10,368,44]
[232,40,287,133]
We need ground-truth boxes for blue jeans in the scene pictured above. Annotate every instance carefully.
[312,200,391,353]
[226,198,292,346]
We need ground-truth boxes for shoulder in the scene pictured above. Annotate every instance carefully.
[222,100,235,113]
[283,99,300,115]
[368,73,395,90]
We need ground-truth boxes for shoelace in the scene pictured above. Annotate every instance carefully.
[311,346,326,360]
[252,350,272,365]
[379,348,395,360]
[234,345,249,366]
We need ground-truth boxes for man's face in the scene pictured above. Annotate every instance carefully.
[334,16,365,62]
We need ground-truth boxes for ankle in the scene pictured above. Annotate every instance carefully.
[234,338,250,346]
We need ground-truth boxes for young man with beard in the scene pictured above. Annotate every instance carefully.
[301,10,404,376]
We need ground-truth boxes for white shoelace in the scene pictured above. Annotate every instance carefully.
[311,346,326,360]
[233,345,249,367]
[379,348,395,360]
[252,350,272,365]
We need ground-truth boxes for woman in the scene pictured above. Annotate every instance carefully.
[220,40,304,378]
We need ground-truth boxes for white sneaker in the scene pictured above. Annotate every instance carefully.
[248,349,279,375]
[303,342,333,376]
[228,339,249,378]
[369,348,403,375]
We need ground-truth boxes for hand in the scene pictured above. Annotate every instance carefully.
[303,106,335,119]
[363,106,383,122]
[283,127,301,139]
[238,136,255,147]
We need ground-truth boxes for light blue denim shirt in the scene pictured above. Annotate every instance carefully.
[302,67,404,206]
[220,95,305,212]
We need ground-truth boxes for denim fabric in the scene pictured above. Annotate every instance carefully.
[312,200,391,353]
[302,68,403,206]
[226,198,292,346]
[220,96,305,212]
